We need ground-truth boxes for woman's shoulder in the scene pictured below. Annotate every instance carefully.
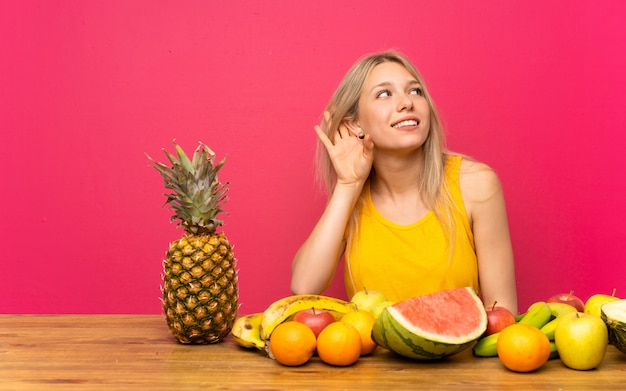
[456,155,503,204]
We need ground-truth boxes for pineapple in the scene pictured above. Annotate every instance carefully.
[148,140,238,344]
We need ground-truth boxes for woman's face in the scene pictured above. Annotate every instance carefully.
[354,62,431,153]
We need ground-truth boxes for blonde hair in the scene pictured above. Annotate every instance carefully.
[316,51,457,252]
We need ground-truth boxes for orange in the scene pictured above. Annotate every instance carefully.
[496,323,551,372]
[269,321,317,366]
[316,321,362,366]
[341,309,378,355]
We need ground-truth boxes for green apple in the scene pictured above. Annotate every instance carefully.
[350,288,388,314]
[370,300,395,319]
[555,312,608,370]
[584,289,620,317]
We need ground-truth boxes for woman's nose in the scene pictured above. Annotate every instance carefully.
[398,95,414,111]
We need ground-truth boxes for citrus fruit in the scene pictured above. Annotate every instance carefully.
[316,321,362,366]
[496,323,551,372]
[269,321,317,366]
[341,309,377,355]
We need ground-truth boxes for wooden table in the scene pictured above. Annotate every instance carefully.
[1,315,624,390]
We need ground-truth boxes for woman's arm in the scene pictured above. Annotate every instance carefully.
[291,182,363,294]
[291,115,374,294]
[461,160,518,314]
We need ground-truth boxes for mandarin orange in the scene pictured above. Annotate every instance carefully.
[497,323,551,372]
[269,321,317,366]
[341,309,377,355]
[316,321,362,366]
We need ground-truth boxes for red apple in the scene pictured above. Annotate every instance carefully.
[484,301,516,336]
[293,308,336,337]
[547,290,585,312]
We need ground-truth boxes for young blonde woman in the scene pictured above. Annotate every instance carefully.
[291,51,518,314]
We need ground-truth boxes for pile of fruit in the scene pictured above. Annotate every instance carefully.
[231,287,490,366]
[473,289,626,372]
[230,291,383,366]
[232,288,626,370]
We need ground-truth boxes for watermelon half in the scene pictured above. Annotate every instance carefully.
[372,287,487,360]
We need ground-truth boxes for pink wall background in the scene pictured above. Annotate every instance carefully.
[2,1,625,315]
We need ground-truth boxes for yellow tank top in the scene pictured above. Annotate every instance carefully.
[344,154,478,303]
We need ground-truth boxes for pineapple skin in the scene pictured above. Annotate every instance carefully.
[162,232,238,344]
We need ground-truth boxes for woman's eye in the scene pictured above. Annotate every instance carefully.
[376,90,391,98]
[410,87,423,96]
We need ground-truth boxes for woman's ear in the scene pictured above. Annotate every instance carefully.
[343,118,366,140]
[343,118,361,132]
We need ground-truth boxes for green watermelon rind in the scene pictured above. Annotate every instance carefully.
[375,309,476,359]
[372,287,487,360]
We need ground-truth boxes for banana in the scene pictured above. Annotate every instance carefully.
[259,294,352,341]
[474,303,558,359]
[472,333,500,357]
[540,316,562,341]
[547,302,577,318]
[549,341,559,360]
[517,301,553,329]
[231,313,265,350]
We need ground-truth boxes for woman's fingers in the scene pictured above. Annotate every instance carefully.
[319,111,365,143]
[322,111,332,132]
[314,125,334,150]
[338,123,361,141]
[361,133,375,160]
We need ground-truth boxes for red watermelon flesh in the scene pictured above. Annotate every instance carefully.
[392,287,486,340]
[372,287,487,359]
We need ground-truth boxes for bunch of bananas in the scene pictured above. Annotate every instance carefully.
[473,301,573,358]
[230,294,352,356]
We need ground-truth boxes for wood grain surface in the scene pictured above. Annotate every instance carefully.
[1,315,624,390]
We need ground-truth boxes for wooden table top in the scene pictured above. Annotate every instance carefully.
[1,314,625,390]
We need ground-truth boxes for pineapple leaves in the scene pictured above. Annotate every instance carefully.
[175,141,195,175]
[148,140,229,235]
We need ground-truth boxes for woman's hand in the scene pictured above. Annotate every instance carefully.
[315,111,374,185]
[292,112,373,295]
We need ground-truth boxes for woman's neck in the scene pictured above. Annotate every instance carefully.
[369,148,430,224]
[370,148,423,196]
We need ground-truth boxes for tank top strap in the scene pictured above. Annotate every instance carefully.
[444,154,473,244]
